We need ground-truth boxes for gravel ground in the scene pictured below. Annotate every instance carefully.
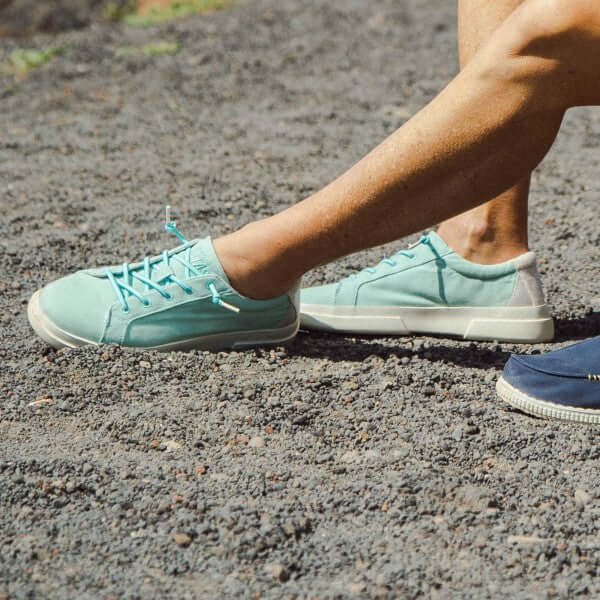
[2,1,600,598]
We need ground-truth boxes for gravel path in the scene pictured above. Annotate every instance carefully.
[2,1,600,598]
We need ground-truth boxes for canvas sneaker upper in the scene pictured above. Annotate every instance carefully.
[28,212,299,351]
[302,232,546,310]
[300,232,553,342]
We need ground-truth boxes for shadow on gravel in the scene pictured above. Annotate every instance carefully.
[289,312,600,367]
[290,332,511,370]
[554,312,600,342]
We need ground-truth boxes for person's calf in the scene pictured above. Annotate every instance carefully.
[215,0,593,300]
[441,0,531,265]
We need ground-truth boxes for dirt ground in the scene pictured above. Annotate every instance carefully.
[2,0,600,598]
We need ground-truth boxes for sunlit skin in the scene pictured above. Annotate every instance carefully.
[213,0,600,299]
[438,0,531,264]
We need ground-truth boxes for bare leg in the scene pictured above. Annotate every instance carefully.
[438,0,531,263]
[215,0,600,299]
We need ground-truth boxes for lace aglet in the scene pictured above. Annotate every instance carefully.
[218,299,241,313]
[208,282,241,313]
[164,205,188,243]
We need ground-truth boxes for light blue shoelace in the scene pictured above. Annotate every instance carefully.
[105,206,240,314]
[349,235,433,279]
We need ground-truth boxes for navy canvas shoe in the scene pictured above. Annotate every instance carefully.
[497,336,600,423]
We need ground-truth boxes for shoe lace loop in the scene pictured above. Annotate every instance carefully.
[106,206,240,314]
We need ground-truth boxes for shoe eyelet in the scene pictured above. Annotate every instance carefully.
[143,300,151,307]
[121,307,129,314]
[165,293,172,300]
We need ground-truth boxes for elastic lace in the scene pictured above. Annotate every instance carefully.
[105,206,240,314]
[349,235,433,279]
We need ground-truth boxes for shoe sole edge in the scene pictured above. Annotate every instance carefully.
[496,376,600,424]
[300,304,554,343]
[28,290,299,352]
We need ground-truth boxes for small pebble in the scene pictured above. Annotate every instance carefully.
[173,533,192,547]
[264,563,289,582]
[248,436,265,448]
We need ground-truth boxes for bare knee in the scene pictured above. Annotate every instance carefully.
[517,0,600,56]
[494,0,600,106]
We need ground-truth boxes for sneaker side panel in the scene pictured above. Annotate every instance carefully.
[300,253,553,341]
[355,257,518,308]
[117,300,295,348]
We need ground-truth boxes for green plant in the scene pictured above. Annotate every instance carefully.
[123,0,235,26]
[105,0,137,21]
[116,40,180,57]
[1,47,62,77]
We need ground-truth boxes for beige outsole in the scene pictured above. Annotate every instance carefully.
[300,304,555,343]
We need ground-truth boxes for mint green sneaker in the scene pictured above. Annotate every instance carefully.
[300,232,554,343]
[28,210,299,351]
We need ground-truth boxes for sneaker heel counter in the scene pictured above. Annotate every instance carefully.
[509,256,546,307]
[288,279,301,310]
[282,279,302,325]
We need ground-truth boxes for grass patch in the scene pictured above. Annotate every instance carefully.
[105,0,138,21]
[122,0,234,26]
[116,40,180,57]
[1,47,62,78]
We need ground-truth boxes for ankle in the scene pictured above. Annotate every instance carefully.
[212,223,299,300]
[437,218,529,264]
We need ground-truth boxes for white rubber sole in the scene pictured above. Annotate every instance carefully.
[300,303,554,343]
[27,290,299,352]
[497,376,600,424]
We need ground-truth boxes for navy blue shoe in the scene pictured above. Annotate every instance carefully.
[497,336,600,423]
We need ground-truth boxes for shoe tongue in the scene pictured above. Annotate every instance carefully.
[144,236,230,285]
[188,237,230,284]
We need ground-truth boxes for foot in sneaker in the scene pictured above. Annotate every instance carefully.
[28,209,300,351]
[300,232,553,343]
[497,336,600,423]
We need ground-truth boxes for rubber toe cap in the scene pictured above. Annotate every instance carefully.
[39,272,114,343]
